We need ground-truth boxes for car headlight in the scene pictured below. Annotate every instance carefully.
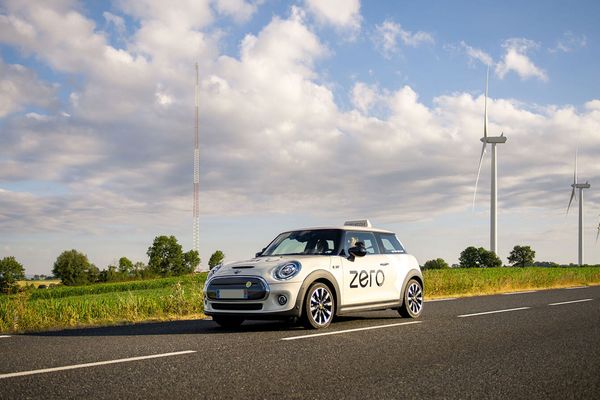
[273,261,301,280]
[207,264,223,279]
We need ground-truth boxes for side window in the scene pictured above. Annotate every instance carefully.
[376,233,406,254]
[344,231,380,254]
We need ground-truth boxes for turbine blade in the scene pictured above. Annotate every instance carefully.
[596,225,600,243]
[484,67,489,139]
[473,142,487,210]
[567,188,575,214]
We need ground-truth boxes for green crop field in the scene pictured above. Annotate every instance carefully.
[1,274,206,333]
[1,268,599,333]
[424,267,600,298]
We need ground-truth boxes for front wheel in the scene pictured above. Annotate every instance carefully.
[212,315,244,328]
[398,278,423,318]
[302,282,335,329]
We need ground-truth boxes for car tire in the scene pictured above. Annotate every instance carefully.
[213,315,245,328]
[398,278,423,318]
[302,282,335,329]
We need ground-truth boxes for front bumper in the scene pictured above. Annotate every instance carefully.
[204,275,303,318]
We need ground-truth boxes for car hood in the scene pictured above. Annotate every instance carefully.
[209,255,329,280]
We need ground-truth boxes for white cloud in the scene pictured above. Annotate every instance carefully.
[373,20,434,58]
[214,0,260,23]
[102,11,125,34]
[459,41,493,66]
[305,0,361,32]
[1,1,600,271]
[351,82,378,113]
[550,31,587,53]
[496,38,548,81]
[0,60,57,117]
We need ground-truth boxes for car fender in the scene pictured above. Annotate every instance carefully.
[399,269,423,307]
[293,270,341,317]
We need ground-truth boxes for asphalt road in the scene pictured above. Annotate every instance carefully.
[1,286,598,399]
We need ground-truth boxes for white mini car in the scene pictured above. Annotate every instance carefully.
[204,220,423,329]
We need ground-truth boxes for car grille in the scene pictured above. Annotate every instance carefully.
[212,303,263,311]
[206,277,268,301]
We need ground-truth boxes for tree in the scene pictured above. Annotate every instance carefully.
[508,245,536,267]
[87,264,100,283]
[184,250,201,273]
[0,256,25,293]
[480,249,502,268]
[459,246,482,268]
[147,235,185,276]
[208,250,225,270]
[459,247,502,268]
[118,257,134,275]
[52,250,94,286]
[422,258,449,270]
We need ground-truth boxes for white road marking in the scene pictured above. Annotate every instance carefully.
[281,321,422,341]
[458,307,531,318]
[502,290,537,295]
[564,286,588,290]
[426,298,457,302]
[0,350,196,380]
[549,299,593,306]
[0,335,11,339]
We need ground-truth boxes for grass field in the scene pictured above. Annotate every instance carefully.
[1,268,599,333]
[424,267,600,298]
[1,274,206,333]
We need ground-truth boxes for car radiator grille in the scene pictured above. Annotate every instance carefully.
[206,277,268,301]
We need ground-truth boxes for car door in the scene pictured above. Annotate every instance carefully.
[340,230,395,306]
[375,232,409,300]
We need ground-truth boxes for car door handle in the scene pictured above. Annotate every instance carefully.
[380,263,389,266]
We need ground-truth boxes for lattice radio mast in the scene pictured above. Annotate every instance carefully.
[193,63,200,255]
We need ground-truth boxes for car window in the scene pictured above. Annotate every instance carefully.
[376,233,406,254]
[262,229,342,256]
[344,231,380,254]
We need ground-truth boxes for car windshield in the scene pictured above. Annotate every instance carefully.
[261,229,342,256]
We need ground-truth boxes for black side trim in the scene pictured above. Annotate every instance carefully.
[338,300,401,315]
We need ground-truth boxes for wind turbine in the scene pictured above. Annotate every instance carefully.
[566,150,591,265]
[473,67,507,255]
[596,216,600,244]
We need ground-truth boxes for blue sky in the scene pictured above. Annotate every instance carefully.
[1,0,599,274]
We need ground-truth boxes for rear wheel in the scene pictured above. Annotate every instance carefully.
[398,278,423,318]
[302,282,335,329]
[212,315,244,328]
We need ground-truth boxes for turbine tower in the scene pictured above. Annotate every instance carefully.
[473,67,507,254]
[193,63,200,256]
[567,150,591,265]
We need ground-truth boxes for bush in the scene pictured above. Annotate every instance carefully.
[422,258,449,270]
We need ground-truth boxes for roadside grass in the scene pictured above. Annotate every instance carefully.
[2,268,599,333]
[1,274,206,333]
[424,267,600,298]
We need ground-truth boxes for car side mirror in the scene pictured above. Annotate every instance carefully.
[255,248,266,258]
[348,241,367,261]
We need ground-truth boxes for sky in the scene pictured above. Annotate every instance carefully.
[1,0,599,275]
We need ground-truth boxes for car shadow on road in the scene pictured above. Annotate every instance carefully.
[24,318,304,337]
[24,312,404,337]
